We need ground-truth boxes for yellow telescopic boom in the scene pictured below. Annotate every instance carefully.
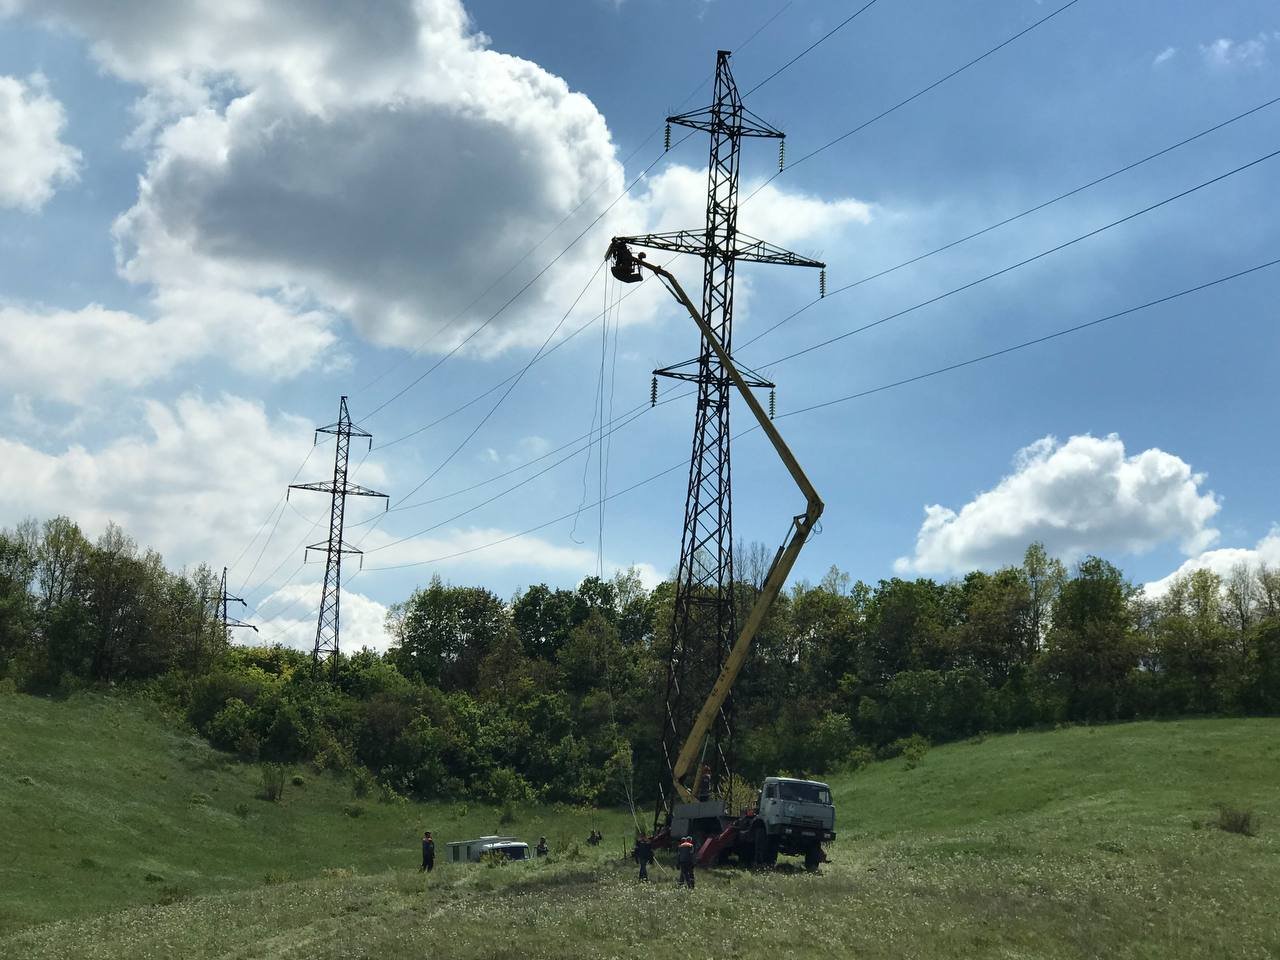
[610,242,825,805]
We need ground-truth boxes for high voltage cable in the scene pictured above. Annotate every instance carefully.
[362,255,1279,572]
[741,0,1084,207]
[353,384,690,526]
[350,96,1280,528]
[372,263,656,452]
[743,0,883,97]
[358,129,1280,562]
[387,260,605,510]
[774,256,1280,418]
[739,92,1280,352]
[754,146,1280,368]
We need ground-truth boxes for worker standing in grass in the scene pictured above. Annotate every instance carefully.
[632,833,654,882]
[420,831,435,873]
[676,835,696,889]
[536,836,549,857]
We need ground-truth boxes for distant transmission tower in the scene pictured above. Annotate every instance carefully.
[612,50,824,828]
[212,566,257,638]
[289,396,388,676]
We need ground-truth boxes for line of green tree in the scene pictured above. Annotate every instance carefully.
[2,516,1278,807]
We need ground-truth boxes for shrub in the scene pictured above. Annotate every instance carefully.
[144,872,165,883]
[342,802,366,818]
[207,698,254,753]
[352,767,376,799]
[17,775,33,786]
[291,774,306,787]
[1216,805,1258,837]
[844,746,875,772]
[234,802,250,819]
[157,884,193,905]
[263,870,290,885]
[189,792,211,806]
[902,736,930,769]
[499,801,516,825]
[260,763,286,802]
[378,780,407,805]
[0,677,17,695]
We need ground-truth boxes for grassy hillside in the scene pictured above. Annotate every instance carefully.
[3,692,1279,959]
[0,692,632,933]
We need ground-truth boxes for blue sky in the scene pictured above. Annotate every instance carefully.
[1,0,1277,649]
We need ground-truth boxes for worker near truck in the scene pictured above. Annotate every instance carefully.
[536,836,549,857]
[420,831,435,873]
[632,833,655,882]
[676,835,696,889]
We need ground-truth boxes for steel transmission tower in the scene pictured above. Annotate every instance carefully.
[212,566,257,638]
[289,396,388,676]
[613,50,824,826]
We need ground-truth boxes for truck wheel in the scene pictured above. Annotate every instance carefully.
[803,845,821,872]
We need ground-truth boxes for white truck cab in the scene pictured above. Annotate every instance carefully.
[756,777,836,865]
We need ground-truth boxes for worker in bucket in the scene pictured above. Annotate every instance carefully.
[632,832,655,882]
[676,835,696,889]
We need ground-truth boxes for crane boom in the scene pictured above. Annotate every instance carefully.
[607,240,824,805]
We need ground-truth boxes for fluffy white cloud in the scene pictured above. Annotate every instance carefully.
[254,580,391,652]
[0,393,385,575]
[0,294,338,404]
[0,73,81,211]
[1144,528,1280,598]
[1153,46,1178,67]
[5,0,871,377]
[1201,34,1276,69]
[896,434,1221,576]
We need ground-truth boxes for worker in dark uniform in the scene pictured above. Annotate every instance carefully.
[698,764,712,802]
[420,831,435,872]
[536,836,549,857]
[676,835,696,889]
[632,833,654,882]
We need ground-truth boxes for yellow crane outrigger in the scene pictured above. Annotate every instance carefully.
[606,239,824,807]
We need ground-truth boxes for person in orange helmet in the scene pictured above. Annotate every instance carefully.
[676,835,696,889]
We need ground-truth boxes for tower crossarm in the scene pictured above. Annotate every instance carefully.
[612,231,824,268]
[288,480,390,503]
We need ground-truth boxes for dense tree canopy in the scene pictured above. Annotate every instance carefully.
[3,517,1279,805]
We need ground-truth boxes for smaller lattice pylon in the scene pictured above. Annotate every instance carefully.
[211,566,257,638]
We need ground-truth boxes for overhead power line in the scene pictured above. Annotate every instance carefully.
[739,91,1280,352]
[743,0,884,97]
[362,255,1279,573]
[756,145,1280,368]
[775,256,1280,418]
[742,0,1084,206]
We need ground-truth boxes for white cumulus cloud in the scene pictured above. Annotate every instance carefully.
[254,580,392,653]
[0,73,81,211]
[895,434,1221,576]
[4,0,872,381]
[1143,528,1280,598]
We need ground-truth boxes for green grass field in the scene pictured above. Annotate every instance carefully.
[3,691,1279,959]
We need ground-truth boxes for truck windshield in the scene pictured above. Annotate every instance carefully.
[778,782,831,805]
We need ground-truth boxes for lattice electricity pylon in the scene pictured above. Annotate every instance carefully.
[612,50,824,830]
[211,566,257,639]
[289,396,388,677]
